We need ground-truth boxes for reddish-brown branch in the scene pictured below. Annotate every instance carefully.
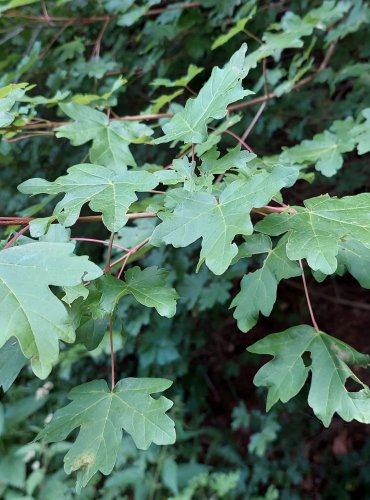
[299,260,320,333]
[72,237,129,252]
[112,237,150,272]
[105,232,115,272]
[91,16,110,58]
[4,3,200,25]
[220,128,254,154]
[0,212,157,226]
[2,225,30,250]
[40,20,73,58]
[229,40,337,113]
[242,58,268,141]
[109,315,115,390]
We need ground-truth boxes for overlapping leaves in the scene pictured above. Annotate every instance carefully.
[231,234,301,332]
[151,166,298,274]
[56,103,153,171]
[98,266,178,318]
[18,164,158,232]
[248,325,370,426]
[256,193,370,275]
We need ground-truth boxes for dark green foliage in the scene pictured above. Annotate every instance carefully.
[1,0,370,498]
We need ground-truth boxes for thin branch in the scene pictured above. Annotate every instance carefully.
[242,58,268,141]
[104,232,115,272]
[145,2,200,16]
[72,237,129,252]
[41,0,53,25]
[91,16,110,59]
[299,260,320,333]
[3,3,200,24]
[220,128,254,153]
[109,316,115,390]
[229,40,338,113]
[2,225,30,250]
[40,20,73,58]
[0,212,157,226]
[116,112,173,121]
[111,237,150,271]
[117,253,130,280]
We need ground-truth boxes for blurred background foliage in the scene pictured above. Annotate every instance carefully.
[1,0,370,498]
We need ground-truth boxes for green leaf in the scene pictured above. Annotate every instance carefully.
[56,103,108,145]
[99,266,178,318]
[37,378,175,491]
[199,145,256,174]
[248,325,370,426]
[151,166,298,275]
[0,83,30,128]
[56,103,153,171]
[155,157,198,190]
[211,10,256,50]
[0,338,27,391]
[89,121,154,171]
[150,89,183,114]
[352,108,370,155]
[0,242,102,378]
[151,64,203,88]
[62,284,89,306]
[280,130,354,177]
[337,239,370,288]
[256,193,370,274]
[154,44,253,144]
[18,164,158,232]
[0,0,38,13]
[231,235,301,332]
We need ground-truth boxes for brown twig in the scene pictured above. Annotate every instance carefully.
[91,16,110,59]
[2,225,30,250]
[0,212,157,226]
[242,58,268,141]
[299,260,320,332]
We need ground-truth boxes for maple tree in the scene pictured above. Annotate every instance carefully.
[0,0,370,496]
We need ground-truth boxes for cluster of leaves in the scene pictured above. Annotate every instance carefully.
[1,0,370,496]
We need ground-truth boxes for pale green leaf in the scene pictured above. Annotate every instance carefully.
[0,83,29,127]
[0,338,27,391]
[151,166,298,275]
[0,0,38,13]
[151,64,203,88]
[150,90,183,114]
[199,145,256,174]
[256,193,370,275]
[89,120,153,170]
[351,108,370,155]
[56,103,152,171]
[154,44,253,144]
[99,266,178,318]
[0,242,102,378]
[248,325,370,426]
[336,239,370,288]
[56,103,108,145]
[154,157,198,190]
[280,130,355,177]
[37,378,175,491]
[212,11,256,50]
[18,164,158,232]
[231,235,301,332]
[62,284,89,306]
